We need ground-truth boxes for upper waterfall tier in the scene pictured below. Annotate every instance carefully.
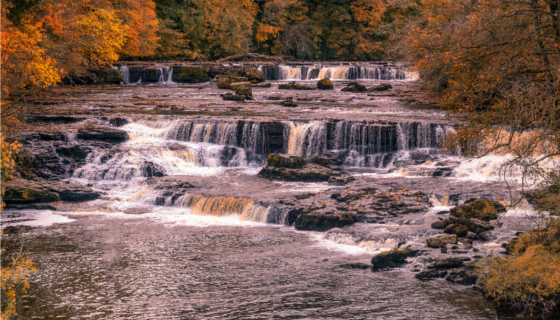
[115,62,416,84]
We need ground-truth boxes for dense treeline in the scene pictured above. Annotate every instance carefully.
[152,0,403,61]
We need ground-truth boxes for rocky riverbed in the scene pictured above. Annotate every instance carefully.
[2,62,537,319]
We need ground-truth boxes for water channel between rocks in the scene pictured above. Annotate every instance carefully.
[2,66,536,319]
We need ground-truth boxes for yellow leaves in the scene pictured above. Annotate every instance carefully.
[78,9,128,68]
[1,255,37,318]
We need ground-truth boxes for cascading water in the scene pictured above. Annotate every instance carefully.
[274,64,413,81]
[284,121,327,158]
[177,194,269,223]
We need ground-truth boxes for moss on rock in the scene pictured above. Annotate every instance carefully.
[95,69,122,84]
[317,78,333,90]
[450,198,506,220]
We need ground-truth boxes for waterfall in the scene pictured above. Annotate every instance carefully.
[163,121,237,146]
[284,121,327,158]
[119,65,130,84]
[178,194,269,223]
[275,64,413,81]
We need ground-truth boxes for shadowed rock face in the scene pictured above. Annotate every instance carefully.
[258,163,342,182]
[3,178,99,204]
[371,248,408,268]
[295,212,356,231]
[172,66,209,83]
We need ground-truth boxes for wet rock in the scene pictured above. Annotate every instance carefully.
[56,144,90,160]
[47,183,100,201]
[294,212,356,231]
[3,179,100,203]
[141,162,165,178]
[258,163,342,182]
[317,78,333,90]
[450,198,506,220]
[172,66,209,83]
[77,125,128,142]
[230,82,252,96]
[224,68,265,84]
[441,217,493,235]
[3,185,60,203]
[432,258,464,269]
[267,154,306,169]
[221,93,247,101]
[252,82,271,88]
[370,83,393,91]
[94,69,122,84]
[142,66,161,83]
[339,263,371,270]
[446,269,478,285]
[109,117,129,127]
[4,203,57,210]
[328,176,356,185]
[341,82,367,92]
[279,82,315,90]
[280,97,297,107]
[477,231,493,242]
[308,151,344,167]
[371,249,408,268]
[431,221,446,229]
[415,270,448,280]
[217,75,248,89]
[426,234,458,248]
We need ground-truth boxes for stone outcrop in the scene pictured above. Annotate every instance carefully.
[224,68,265,84]
[450,198,506,220]
[426,234,458,248]
[172,66,209,83]
[294,212,356,231]
[431,258,464,269]
[217,75,249,89]
[446,268,478,285]
[3,178,100,204]
[341,82,367,92]
[317,78,333,90]
[371,248,408,268]
[266,154,306,168]
[370,83,393,91]
[229,82,252,96]
[77,125,128,142]
[279,82,315,90]
[415,270,448,280]
[142,66,161,83]
[141,162,165,178]
[259,163,342,182]
[220,93,247,101]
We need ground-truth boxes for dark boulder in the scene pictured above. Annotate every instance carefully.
[341,82,367,92]
[308,151,344,167]
[340,263,371,270]
[230,81,252,96]
[172,66,209,83]
[224,68,265,84]
[450,198,506,220]
[47,183,100,201]
[317,78,333,90]
[426,234,458,248]
[258,163,342,182]
[370,83,393,91]
[415,270,448,280]
[221,93,247,101]
[109,117,130,127]
[446,269,478,285]
[371,248,408,268]
[432,258,464,269]
[217,75,248,89]
[141,162,165,178]
[267,154,306,169]
[294,212,356,231]
[279,82,315,90]
[431,220,446,229]
[77,125,128,142]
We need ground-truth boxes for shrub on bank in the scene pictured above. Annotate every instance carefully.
[476,218,560,317]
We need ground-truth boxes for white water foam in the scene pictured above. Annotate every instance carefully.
[1,210,75,227]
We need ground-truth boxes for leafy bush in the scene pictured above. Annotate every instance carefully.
[477,219,560,316]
